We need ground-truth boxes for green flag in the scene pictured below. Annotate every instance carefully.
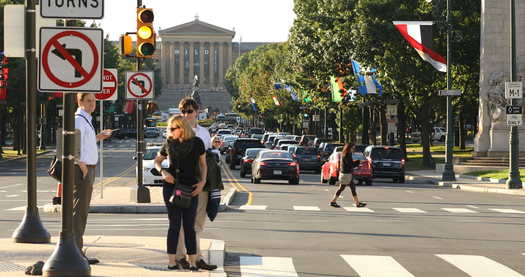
[330,76,342,102]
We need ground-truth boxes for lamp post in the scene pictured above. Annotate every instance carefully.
[441,0,456,181]
[506,0,522,189]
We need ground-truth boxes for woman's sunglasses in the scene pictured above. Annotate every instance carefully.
[170,126,180,132]
[181,109,194,114]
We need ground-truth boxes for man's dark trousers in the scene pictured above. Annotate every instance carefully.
[73,165,96,251]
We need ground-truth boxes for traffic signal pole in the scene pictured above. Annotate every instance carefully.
[136,0,150,203]
[12,0,51,244]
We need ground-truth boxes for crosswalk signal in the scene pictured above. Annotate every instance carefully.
[136,8,156,58]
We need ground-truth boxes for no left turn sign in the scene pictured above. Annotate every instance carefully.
[96,69,118,101]
[126,71,154,100]
[39,27,103,92]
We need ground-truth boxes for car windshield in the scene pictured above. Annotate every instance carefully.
[261,152,292,159]
[144,148,160,160]
[371,148,403,160]
[352,152,365,160]
[296,148,317,155]
[246,149,263,158]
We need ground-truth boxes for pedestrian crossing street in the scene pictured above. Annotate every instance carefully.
[235,205,525,215]
[238,254,525,277]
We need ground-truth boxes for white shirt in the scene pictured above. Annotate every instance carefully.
[75,108,98,165]
[194,124,211,150]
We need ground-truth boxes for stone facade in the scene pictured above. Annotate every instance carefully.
[155,17,267,112]
[475,0,525,156]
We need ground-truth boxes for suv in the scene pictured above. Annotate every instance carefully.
[363,146,405,183]
[229,138,265,169]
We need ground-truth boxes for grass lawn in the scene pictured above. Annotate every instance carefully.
[405,145,473,171]
[464,169,525,182]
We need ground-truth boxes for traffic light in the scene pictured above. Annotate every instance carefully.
[136,8,156,58]
[120,33,133,56]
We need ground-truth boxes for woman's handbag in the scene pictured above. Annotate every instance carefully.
[48,157,62,182]
[169,183,193,209]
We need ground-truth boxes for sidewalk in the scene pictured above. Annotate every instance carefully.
[407,170,525,196]
[0,236,226,276]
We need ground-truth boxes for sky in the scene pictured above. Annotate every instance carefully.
[98,0,295,42]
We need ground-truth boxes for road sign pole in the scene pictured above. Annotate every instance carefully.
[442,0,456,181]
[507,0,522,189]
[100,101,104,199]
[42,20,91,277]
[12,0,51,244]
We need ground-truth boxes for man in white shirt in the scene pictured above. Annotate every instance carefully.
[74,93,112,264]
[175,98,217,270]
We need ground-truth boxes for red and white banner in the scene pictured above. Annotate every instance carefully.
[393,21,447,72]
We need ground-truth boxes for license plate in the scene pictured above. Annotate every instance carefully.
[274,170,282,175]
[383,162,391,167]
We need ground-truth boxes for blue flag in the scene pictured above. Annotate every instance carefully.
[351,60,383,95]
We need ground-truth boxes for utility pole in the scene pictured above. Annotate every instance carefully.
[442,0,456,181]
[506,0,522,189]
[12,0,51,244]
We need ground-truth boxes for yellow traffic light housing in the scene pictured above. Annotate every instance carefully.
[120,34,133,56]
[136,8,156,58]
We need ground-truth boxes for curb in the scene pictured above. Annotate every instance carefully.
[219,187,236,212]
[0,150,53,164]
[454,173,506,184]
[438,182,525,196]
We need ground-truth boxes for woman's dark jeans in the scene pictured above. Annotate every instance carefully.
[163,184,198,255]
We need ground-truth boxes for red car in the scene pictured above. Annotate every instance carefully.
[321,151,372,186]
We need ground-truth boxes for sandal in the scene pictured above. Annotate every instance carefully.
[330,202,341,208]
[356,202,367,208]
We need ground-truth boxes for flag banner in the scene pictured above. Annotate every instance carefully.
[393,21,447,72]
[250,97,256,104]
[274,83,283,90]
[348,89,357,102]
[272,95,281,106]
[351,60,383,95]
[330,76,343,102]
[250,103,258,112]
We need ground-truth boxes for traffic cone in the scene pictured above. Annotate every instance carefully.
[52,183,62,205]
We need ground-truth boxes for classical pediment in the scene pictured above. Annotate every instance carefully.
[160,19,235,37]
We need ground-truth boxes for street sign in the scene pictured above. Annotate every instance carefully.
[312,115,320,122]
[126,71,154,100]
[41,0,104,19]
[3,5,56,58]
[302,122,309,128]
[506,105,523,114]
[507,114,522,126]
[438,89,462,96]
[505,82,523,99]
[387,104,397,116]
[96,69,118,101]
[39,27,103,92]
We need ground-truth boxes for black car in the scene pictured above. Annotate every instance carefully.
[228,138,265,169]
[363,146,405,183]
[251,150,300,185]
[291,146,321,172]
[239,148,266,178]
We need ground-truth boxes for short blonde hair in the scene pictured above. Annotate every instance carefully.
[167,115,195,141]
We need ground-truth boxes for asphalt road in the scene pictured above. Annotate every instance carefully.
[1,146,525,276]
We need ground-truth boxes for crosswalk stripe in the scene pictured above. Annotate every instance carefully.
[341,255,415,277]
[433,196,444,200]
[436,255,525,277]
[442,208,477,213]
[344,207,374,213]
[489,208,525,214]
[239,205,267,210]
[393,208,426,213]
[466,205,480,209]
[5,195,19,198]
[293,206,320,211]
[240,256,298,277]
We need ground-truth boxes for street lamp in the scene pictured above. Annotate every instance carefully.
[506,0,522,189]
[441,0,456,181]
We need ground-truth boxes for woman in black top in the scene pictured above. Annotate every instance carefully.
[154,115,207,271]
[329,143,366,208]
